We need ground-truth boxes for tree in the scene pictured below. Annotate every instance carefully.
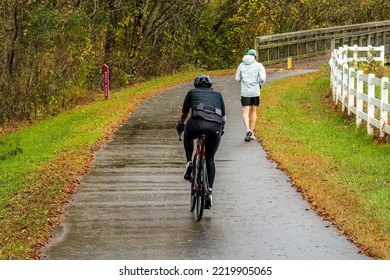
[1,0,389,125]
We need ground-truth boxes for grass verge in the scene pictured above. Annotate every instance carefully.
[256,69,390,259]
[0,69,234,259]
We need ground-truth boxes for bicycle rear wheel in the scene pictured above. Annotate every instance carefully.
[190,155,198,212]
[195,159,205,221]
[190,182,196,212]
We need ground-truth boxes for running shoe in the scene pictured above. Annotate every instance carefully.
[245,130,253,142]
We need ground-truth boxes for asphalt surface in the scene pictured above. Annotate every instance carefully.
[41,65,370,260]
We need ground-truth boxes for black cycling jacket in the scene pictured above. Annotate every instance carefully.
[182,87,226,124]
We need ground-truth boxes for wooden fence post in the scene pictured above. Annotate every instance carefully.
[341,63,348,112]
[356,70,364,127]
[379,46,385,66]
[380,77,389,137]
[330,50,337,101]
[352,45,358,68]
[367,73,375,135]
[348,68,355,115]
[336,64,342,103]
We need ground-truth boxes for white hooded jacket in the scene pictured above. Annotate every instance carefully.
[235,55,266,97]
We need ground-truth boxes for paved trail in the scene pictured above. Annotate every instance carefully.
[42,67,369,260]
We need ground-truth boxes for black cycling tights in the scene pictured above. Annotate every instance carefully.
[184,118,222,189]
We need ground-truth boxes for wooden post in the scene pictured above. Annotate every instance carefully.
[104,64,109,100]
[348,68,355,116]
[341,63,348,112]
[356,70,364,127]
[380,77,389,137]
[367,73,375,135]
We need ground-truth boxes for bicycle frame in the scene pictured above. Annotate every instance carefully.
[190,133,211,221]
[196,134,206,167]
[193,134,208,192]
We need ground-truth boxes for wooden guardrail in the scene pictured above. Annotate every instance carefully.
[255,20,390,66]
[329,45,390,137]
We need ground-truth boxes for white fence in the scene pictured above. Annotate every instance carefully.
[329,45,390,137]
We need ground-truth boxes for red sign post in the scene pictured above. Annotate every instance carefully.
[103,64,109,100]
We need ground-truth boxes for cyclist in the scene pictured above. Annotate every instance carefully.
[176,74,226,208]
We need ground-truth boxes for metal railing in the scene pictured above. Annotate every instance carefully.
[255,20,390,65]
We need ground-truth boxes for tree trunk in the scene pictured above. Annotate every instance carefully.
[104,0,117,63]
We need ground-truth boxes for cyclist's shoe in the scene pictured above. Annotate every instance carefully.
[204,192,212,209]
[245,130,253,142]
[184,161,192,181]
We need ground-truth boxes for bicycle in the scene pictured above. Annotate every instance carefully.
[179,132,211,222]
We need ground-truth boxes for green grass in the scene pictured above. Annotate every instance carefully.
[256,69,390,259]
[0,69,234,259]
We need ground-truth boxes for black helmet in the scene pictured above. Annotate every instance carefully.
[194,74,212,88]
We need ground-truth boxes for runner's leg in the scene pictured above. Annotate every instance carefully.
[249,105,257,132]
[242,106,250,132]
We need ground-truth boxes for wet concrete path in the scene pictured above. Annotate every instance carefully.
[42,68,369,260]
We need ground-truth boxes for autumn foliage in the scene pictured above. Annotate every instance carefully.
[1,0,389,124]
